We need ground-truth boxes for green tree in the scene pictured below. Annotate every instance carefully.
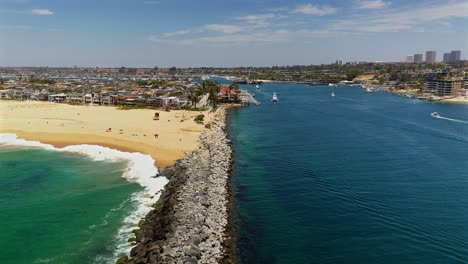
[345,70,359,81]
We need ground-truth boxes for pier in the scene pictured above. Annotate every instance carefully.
[239,89,260,106]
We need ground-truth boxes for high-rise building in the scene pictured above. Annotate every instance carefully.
[405,55,414,63]
[413,54,423,63]
[426,51,436,63]
[450,50,461,62]
[443,53,452,63]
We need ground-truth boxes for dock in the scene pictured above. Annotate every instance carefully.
[239,89,260,106]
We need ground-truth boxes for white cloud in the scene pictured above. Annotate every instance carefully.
[291,4,336,16]
[234,13,287,29]
[0,24,31,30]
[203,24,244,34]
[236,13,276,24]
[149,35,161,43]
[331,0,468,32]
[47,28,64,32]
[149,0,467,48]
[31,9,53,15]
[356,0,391,9]
[179,30,290,46]
[162,30,190,37]
[267,7,289,12]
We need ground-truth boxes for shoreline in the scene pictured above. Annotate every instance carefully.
[4,130,179,168]
[120,106,235,264]
[222,108,240,264]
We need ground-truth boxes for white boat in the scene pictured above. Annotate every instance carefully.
[365,87,375,93]
[431,112,440,118]
[256,85,260,89]
[272,92,278,102]
[331,92,335,97]
[328,83,336,87]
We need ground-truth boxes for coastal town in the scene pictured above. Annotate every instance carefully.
[0,51,467,264]
[1,52,467,106]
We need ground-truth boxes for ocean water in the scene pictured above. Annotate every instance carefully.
[229,83,468,263]
[0,135,167,264]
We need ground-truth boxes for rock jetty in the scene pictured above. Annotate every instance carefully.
[121,107,234,264]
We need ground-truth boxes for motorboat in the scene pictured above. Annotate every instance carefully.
[365,87,375,93]
[331,92,335,97]
[431,112,440,118]
[272,93,278,102]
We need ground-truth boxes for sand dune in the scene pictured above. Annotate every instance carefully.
[0,101,213,168]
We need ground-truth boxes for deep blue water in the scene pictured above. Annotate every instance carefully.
[229,83,468,263]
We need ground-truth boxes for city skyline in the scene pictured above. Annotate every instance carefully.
[0,0,467,67]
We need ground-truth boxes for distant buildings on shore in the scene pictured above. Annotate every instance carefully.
[404,50,461,63]
[413,54,423,63]
[443,50,461,63]
[425,51,437,63]
[405,55,414,63]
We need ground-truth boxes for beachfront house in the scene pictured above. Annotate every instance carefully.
[177,95,189,106]
[48,93,67,102]
[458,88,468,98]
[217,84,239,102]
[84,93,100,104]
[100,95,115,105]
[160,96,182,107]
[0,89,14,99]
[13,89,27,100]
[124,98,137,105]
[146,98,164,107]
[67,93,85,104]
[424,79,461,97]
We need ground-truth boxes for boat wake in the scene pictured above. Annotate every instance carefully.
[0,133,168,263]
[433,115,468,124]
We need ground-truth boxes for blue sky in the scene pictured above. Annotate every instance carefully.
[0,0,467,67]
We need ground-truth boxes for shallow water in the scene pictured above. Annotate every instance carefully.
[0,146,140,263]
[0,136,168,264]
[229,83,468,263]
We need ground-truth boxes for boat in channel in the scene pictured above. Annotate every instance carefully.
[272,92,278,102]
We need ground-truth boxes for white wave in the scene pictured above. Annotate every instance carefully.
[0,133,168,263]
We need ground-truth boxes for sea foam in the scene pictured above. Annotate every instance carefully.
[0,133,168,262]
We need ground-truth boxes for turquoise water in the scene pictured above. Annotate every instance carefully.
[0,146,141,264]
[229,83,468,263]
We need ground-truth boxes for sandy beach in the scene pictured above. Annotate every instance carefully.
[442,97,468,104]
[0,100,212,168]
